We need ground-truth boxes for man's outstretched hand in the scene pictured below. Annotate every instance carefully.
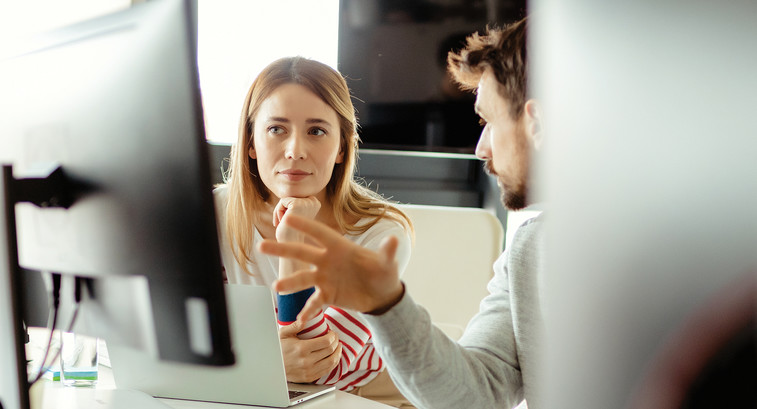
[258,214,405,322]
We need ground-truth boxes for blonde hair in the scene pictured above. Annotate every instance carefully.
[223,57,412,273]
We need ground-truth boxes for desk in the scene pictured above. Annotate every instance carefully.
[33,365,392,409]
[26,329,391,409]
[159,392,393,409]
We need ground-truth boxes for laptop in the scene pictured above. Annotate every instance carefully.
[109,284,335,407]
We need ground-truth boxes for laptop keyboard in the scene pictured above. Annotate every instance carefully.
[289,390,307,399]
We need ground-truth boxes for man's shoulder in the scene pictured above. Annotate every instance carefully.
[509,213,545,256]
[515,212,544,236]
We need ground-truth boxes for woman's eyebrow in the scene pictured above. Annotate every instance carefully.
[266,116,290,123]
[264,117,333,129]
[305,118,333,128]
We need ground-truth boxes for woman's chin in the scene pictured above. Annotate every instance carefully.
[274,190,318,200]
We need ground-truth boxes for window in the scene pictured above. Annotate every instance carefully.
[197,1,339,143]
[0,0,339,144]
[0,0,130,42]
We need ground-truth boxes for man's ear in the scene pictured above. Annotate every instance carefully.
[524,99,543,150]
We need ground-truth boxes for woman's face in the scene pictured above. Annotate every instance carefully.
[250,83,343,204]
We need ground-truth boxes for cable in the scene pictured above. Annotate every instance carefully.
[28,274,84,386]
[28,272,60,385]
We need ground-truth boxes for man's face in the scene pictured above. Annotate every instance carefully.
[474,69,531,210]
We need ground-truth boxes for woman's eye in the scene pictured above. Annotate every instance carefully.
[309,127,326,136]
[268,125,285,135]
[478,118,487,127]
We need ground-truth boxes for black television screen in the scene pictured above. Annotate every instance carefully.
[338,0,527,153]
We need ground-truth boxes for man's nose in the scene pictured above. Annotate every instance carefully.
[475,127,491,160]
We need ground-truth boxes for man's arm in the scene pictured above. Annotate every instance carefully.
[362,252,525,409]
[259,214,538,408]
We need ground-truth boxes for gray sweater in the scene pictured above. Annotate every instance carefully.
[363,216,545,409]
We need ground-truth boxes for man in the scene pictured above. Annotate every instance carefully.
[260,17,545,409]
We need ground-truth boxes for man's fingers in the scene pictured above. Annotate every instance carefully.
[274,271,317,294]
[298,289,326,324]
[258,239,323,264]
[280,214,344,248]
[378,235,399,264]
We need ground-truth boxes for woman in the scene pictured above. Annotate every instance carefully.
[214,56,413,405]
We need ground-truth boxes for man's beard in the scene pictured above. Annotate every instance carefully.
[486,161,529,211]
[498,178,528,210]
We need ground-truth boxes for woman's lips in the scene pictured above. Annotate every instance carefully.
[279,169,310,181]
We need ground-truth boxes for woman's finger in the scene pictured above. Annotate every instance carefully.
[278,319,303,337]
[309,343,342,381]
[308,331,339,360]
[272,199,290,227]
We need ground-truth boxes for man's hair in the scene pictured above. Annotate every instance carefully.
[447,18,528,119]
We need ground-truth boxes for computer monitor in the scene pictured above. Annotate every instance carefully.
[0,1,234,408]
[534,1,757,408]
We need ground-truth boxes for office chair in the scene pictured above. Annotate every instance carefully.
[397,204,505,340]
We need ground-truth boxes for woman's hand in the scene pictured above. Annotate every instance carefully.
[279,320,341,383]
[273,196,321,243]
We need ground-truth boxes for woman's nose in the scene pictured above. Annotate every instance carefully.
[285,135,306,160]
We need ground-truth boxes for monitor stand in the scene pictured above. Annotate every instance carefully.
[2,165,191,409]
[0,164,76,409]
[2,164,180,409]
[1,165,35,409]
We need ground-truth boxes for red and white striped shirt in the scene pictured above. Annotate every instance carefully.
[280,306,384,390]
